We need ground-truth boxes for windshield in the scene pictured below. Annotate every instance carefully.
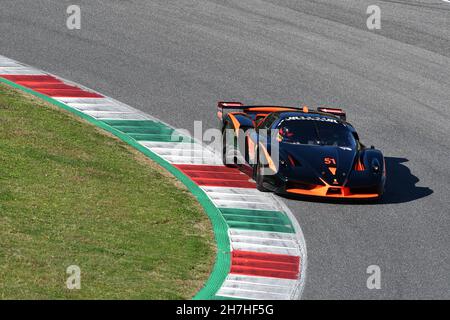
[276,116,356,148]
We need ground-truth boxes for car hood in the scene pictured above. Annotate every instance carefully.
[280,143,357,186]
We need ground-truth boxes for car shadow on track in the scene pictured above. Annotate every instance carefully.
[381,157,433,204]
[279,157,433,205]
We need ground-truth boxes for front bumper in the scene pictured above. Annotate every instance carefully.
[265,174,384,199]
[284,184,381,199]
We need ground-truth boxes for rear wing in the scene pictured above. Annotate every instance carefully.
[317,107,346,121]
[217,102,347,121]
[217,101,244,121]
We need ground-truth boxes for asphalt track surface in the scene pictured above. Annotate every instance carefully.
[1,0,449,299]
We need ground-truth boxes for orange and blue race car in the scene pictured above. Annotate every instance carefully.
[218,102,386,200]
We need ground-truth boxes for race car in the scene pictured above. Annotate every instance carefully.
[218,102,386,199]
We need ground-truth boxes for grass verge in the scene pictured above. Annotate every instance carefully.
[0,83,215,299]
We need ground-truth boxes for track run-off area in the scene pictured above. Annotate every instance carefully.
[1,0,449,299]
[0,56,307,300]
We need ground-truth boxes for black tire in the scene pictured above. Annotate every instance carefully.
[255,159,269,192]
[222,130,236,167]
[223,127,250,167]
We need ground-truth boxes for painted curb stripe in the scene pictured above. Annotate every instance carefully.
[0,55,307,300]
[0,67,44,75]
[230,251,300,280]
[105,121,192,143]
[229,228,298,240]
[221,208,294,232]
[210,196,281,212]
[176,164,257,188]
[216,274,298,300]
[0,74,103,98]
[0,75,55,81]
[218,274,295,300]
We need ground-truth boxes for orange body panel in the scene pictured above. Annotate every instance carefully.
[328,167,337,175]
[246,107,299,112]
[228,113,242,135]
[258,142,277,173]
[286,177,380,199]
[286,184,380,199]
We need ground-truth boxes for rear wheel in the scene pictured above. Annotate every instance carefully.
[222,131,235,167]
[222,127,251,167]
[254,156,269,192]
